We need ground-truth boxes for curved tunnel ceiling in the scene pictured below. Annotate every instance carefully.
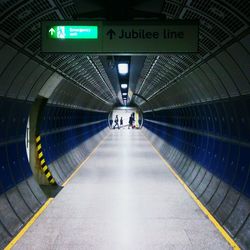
[0,1,250,249]
[0,0,249,110]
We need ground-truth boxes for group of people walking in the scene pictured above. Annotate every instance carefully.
[111,113,135,129]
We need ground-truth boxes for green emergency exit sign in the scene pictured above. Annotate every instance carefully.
[48,26,98,39]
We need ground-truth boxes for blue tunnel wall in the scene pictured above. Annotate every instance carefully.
[0,96,110,248]
[143,95,250,249]
[0,98,33,194]
[0,42,112,247]
[39,104,109,185]
[0,37,112,248]
[0,97,47,248]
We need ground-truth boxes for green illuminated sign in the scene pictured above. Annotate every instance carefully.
[42,21,199,53]
[48,26,98,39]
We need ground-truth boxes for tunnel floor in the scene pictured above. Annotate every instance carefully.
[13,130,231,250]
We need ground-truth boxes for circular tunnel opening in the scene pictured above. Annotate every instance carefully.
[108,107,143,129]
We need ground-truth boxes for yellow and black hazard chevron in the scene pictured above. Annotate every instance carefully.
[36,135,56,185]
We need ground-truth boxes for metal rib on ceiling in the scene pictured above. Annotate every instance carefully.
[133,0,249,106]
[0,0,117,105]
[0,0,249,108]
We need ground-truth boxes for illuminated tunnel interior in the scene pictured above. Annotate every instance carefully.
[0,0,250,249]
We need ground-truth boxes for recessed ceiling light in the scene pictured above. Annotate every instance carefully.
[118,63,128,75]
[122,93,127,96]
[121,83,128,89]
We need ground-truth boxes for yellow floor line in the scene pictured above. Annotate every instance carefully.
[142,131,240,250]
[4,131,110,250]
[62,132,110,187]
[4,198,53,250]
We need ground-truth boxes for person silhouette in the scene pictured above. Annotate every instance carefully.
[120,117,123,128]
[128,114,133,129]
[113,115,119,129]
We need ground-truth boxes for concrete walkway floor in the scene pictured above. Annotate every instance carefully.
[13,130,231,250]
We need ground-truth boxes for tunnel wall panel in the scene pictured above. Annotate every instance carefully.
[0,45,56,102]
[0,45,17,75]
[0,38,111,250]
[0,176,46,247]
[38,104,109,185]
[6,187,32,223]
[17,65,46,100]
[200,63,228,99]
[241,34,250,52]
[142,95,250,249]
[217,52,250,95]
[0,96,48,248]
[0,221,11,249]
[47,79,112,111]
[0,97,33,193]
[0,97,109,248]
[227,43,250,83]
[6,60,38,99]
[0,53,29,97]
[27,69,53,101]
[140,37,249,111]
[209,58,240,97]
[17,180,41,213]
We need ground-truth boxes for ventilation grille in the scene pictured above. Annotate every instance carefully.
[14,12,61,46]
[63,3,78,18]
[0,0,20,14]
[162,2,180,17]
[26,36,41,53]
[1,0,53,37]
[182,10,230,43]
[188,0,247,34]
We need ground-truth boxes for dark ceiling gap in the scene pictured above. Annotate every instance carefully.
[73,0,166,20]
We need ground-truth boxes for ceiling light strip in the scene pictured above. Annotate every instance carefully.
[137,56,159,94]
[87,56,117,100]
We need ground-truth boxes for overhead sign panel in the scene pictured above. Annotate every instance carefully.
[102,23,198,53]
[42,21,198,54]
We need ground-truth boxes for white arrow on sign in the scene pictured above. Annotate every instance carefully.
[49,28,55,35]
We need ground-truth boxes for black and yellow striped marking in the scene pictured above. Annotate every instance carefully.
[36,136,56,185]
